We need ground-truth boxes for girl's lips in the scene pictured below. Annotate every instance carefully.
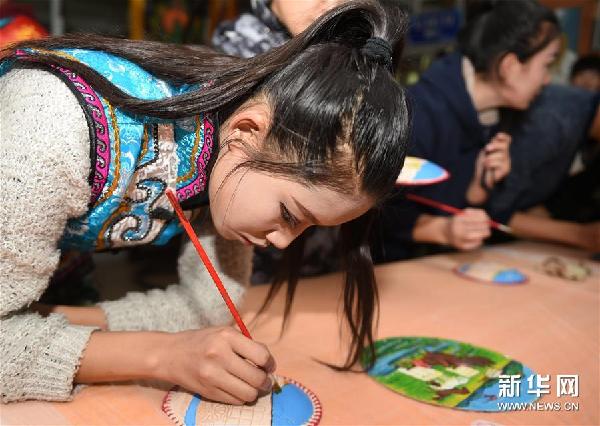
[239,233,269,248]
[239,234,257,246]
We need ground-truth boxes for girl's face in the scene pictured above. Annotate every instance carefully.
[210,167,372,249]
[500,38,561,109]
[208,162,373,249]
[208,100,373,249]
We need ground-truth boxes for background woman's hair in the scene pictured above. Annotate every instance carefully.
[571,54,600,80]
[5,0,410,370]
[458,0,560,78]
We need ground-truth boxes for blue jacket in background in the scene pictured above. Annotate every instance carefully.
[374,52,598,263]
[487,84,598,219]
[374,52,495,262]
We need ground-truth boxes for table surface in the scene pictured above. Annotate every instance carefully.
[1,241,598,425]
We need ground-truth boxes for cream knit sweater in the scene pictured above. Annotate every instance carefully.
[0,68,253,403]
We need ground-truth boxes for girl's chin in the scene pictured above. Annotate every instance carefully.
[510,100,531,111]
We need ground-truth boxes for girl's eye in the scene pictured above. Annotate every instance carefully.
[280,203,299,228]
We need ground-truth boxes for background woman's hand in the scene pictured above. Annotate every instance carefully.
[157,326,275,405]
[468,132,512,205]
[477,132,512,187]
[445,208,491,250]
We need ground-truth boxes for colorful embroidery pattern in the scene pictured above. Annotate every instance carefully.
[176,115,215,201]
[6,48,215,251]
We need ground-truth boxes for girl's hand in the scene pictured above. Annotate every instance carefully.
[468,132,511,205]
[445,208,491,250]
[157,326,276,405]
[477,132,512,187]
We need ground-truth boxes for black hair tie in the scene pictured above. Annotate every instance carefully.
[362,37,393,71]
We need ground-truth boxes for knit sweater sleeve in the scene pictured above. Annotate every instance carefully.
[0,68,99,402]
[99,215,254,332]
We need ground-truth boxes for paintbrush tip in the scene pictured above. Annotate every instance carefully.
[497,223,513,234]
[271,375,284,394]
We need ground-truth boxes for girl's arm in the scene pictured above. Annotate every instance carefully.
[412,214,450,245]
[412,210,492,251]
[98,216,253,332]
[508,212,600,252]
[75,327,275,405]
[38,218,252,333]
[1,67,100,402]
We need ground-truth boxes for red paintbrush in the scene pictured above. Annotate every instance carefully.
[165,188,282,393]
[406,193,513,234]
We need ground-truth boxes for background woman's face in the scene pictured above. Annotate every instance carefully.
[501,38,561,109]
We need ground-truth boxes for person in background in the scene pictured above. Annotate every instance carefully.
[213,0,346,58]
[0,0,48,48]
[487,84,599,235]
[375,0,599,263]
[570,54,600,92]
[490,56,600,242]
[513,56,600,230]
[213,0,347,284]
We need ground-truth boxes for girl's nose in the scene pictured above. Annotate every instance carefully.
[266,230,295,250]
[266,227,306,250]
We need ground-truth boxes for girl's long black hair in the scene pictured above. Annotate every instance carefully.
[4,0,410,369]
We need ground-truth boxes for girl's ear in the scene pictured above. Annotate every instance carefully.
[498,52,521,82]
[221,100,271,154]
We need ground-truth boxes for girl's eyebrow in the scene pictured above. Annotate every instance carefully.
[291,196,320,225]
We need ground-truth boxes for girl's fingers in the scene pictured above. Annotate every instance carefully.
[464,228,490,242]
[225,353,270,390]
[199,385,245,406]
[458,225,490,240]
[462,222,490,235]
[465,219,490,227]
[230,336,275,373]
[485,139,511,153]
[461,210,490,223]
[484,168,495,188]
[490,132,511,144]
[465,224,491,234]
[214,370,261,403]
[457,238,484,250]
[484,152,508,163]
[497,132,511,142]
[484,160,509,171]
[484,163,508,174]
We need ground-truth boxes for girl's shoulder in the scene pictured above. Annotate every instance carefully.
[4,47,198,101]
[54,48,181,100]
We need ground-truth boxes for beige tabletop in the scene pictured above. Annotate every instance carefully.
[1,241,598,425]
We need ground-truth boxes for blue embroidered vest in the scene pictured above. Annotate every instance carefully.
[1,48,216,251]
